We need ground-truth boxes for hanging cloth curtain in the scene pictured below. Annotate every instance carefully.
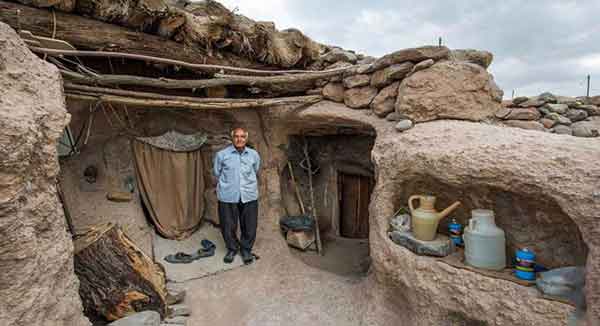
[132,131,207,239]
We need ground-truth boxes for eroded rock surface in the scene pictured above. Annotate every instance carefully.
[395,61,503,122]
[0,22,90,326]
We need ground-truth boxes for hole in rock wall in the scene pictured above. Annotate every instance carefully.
[391,175,588,269]
[281,133,375,276]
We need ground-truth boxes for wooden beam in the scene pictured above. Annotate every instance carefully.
[0,1,267,69]
[66,92,323,110]
[60,66,353,89]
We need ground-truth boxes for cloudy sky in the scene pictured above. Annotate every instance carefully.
[219,0,600,98]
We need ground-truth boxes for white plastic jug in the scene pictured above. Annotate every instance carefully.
[463,209,506,270]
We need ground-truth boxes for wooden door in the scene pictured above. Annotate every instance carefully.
[339,173,373,238]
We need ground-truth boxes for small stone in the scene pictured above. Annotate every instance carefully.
[518,97,545,108]
[108,311,160,326]
[370,81,400,117]
[572,123,599,138]
[577,105,600,116]
[504,107,540,120]
[344,86,378,109]
[321,47,357,64]
[163,316,187,325]
[494,107,512,119]
[395,119,414,132]
[503,120,545,131]
[168,304,191,318]
[370,62,414,88]
[322,82,345,102]
[566,109,588,122]
[543,103,568,115]
[540,118,556,129]
[556,95,577,105]
[389,230,455,257]
[410,59,434,74]
[342,74,371,88]
[538,92,557,104]
[512,96,529,105]
[546,112,572,125]
[385,112,408,122]
[552,125,573,135]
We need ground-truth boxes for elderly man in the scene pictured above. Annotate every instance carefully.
[213,127,261,264]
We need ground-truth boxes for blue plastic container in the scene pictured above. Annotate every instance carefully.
[515,248,536,280]
[448,218,463,246]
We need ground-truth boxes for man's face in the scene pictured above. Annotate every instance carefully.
[232,129,247,149]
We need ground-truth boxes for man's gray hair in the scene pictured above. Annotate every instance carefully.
[231,127,249,139]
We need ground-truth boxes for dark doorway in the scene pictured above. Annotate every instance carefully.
[339,173,373,239]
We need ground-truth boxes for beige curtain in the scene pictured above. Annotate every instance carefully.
[133,140,204,239]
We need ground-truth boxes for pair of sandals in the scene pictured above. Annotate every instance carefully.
[164,239,216,264]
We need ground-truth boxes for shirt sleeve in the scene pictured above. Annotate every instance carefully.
[213,151,222,178]
[253,151,261,174]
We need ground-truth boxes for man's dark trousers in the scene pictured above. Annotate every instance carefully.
[218,200,258,253]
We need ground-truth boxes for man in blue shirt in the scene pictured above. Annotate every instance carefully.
[213,127,261,264]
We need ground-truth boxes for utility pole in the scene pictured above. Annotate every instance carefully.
[511,90,515,99]
[586,74,591,97]
[438,37,442,47]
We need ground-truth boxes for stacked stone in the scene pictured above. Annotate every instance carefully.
[496,93,600,137]
[313,47,502,133]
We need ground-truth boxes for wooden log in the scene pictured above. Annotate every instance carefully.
[59,66,353,89]
[74,223,168,321]
[65,91,323,109]
[0,0,266,69]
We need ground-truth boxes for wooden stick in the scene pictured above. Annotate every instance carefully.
[65,92,322,110]
[31,47,355,76]
[287,161,305,215]
[302,137,322,255]
[59,67,350,89]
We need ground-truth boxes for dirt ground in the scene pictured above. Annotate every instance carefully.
[183,231,371,326]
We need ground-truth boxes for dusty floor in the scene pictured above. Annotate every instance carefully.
[182,231,371,326]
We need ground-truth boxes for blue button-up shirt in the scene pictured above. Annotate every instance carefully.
[213,144,261,203]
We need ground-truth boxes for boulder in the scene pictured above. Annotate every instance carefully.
[395,61,502,122]
[571,117,600,138]
[494,107,512,119]
[552,125,573,135]
[556,95,577,105]
[321,47,357,64]
[503,120,545,131]
[450,49,494,68]
[566,109,588,122]
[370,81,399,117]
[344,86,378,109]
[108,311,160,326]
[512,96,529,105]
[370,62,414,88]
[322,82,345,102]
[590,95,600,106]
[389,231,455,257]
[543,103,569,115]
[385,111,408,122]
[504,107,541,120]
[518,97,546,108]
[362,46,449,73]
[546,113,572,125]
[540,118,557,129]
[343,74,371,88]
[0,22,90,326]
[577,104,600,116]
[305,87,323,95]
[538,92,557,104]
[409,58,434,74]
[395,119,414,132]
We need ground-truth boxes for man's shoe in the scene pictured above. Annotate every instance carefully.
[223,250,237,264]
[241,250,254,265]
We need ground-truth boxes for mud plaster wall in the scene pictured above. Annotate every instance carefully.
[60,101,290,253]
[283,135,375,235]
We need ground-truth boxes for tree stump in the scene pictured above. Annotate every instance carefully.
[74,223,167,321]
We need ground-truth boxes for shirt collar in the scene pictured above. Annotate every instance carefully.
[229,144,248,154]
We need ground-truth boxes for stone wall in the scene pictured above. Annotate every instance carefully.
[0,22,90,326]
[497,93,600,137]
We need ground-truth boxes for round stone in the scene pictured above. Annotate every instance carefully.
[395,119,414,132]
